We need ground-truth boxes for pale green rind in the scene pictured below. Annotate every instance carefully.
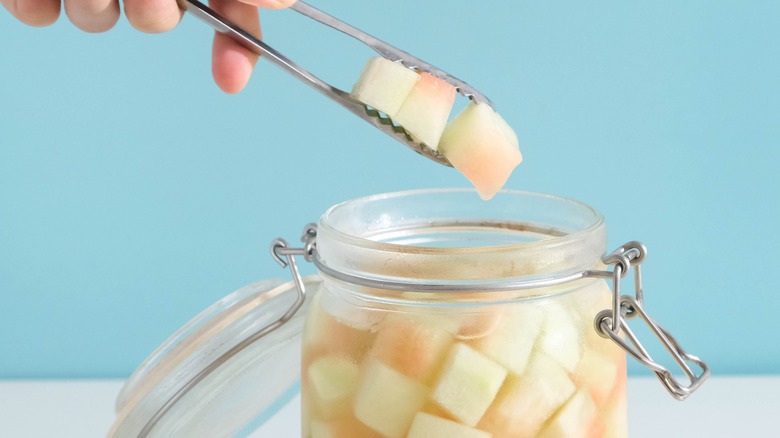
[407,412,492,438]
[432,343,508,427]
[351,57,419,118]
[353,360,429,438]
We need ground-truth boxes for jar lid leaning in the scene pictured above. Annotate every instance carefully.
[108,276,321,438]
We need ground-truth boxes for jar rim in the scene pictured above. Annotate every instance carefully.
[318,188,605,254]
[315,188,607,289]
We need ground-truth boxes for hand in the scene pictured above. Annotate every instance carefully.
[1,0,297,93]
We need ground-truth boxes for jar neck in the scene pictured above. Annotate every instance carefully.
[314,189,606,298]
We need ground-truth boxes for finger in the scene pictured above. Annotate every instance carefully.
[123,0,181,33]
[209,0,259,94]
[237,0,296,9]
[1,0,61,26]
[63,0,119,32]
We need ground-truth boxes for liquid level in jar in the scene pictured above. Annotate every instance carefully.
[301,281,627,438]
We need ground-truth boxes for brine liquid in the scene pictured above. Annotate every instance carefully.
[300,280,627,438]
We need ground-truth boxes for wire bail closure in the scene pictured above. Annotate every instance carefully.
[270,222,317,319]
[275,226,709,401]
[594,242,710,400]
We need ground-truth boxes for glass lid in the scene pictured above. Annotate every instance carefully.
[109,275,321,438]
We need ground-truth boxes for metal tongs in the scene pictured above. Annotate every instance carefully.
[181,0,494,167]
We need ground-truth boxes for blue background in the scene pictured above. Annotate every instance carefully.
[1,1,778,379]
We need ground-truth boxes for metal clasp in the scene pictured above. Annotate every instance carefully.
[270,223,318,309]
[595,241,710,400]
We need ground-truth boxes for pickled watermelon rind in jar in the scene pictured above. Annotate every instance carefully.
[301,189,628,438]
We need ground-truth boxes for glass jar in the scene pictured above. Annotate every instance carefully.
[301,189,625,438]
[109,189,708,438]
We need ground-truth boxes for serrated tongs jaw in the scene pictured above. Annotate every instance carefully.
[181,0,494,167]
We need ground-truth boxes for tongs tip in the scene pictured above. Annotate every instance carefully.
[358,103,453,167]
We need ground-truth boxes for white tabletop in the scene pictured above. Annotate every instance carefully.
[0,375,775,437]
